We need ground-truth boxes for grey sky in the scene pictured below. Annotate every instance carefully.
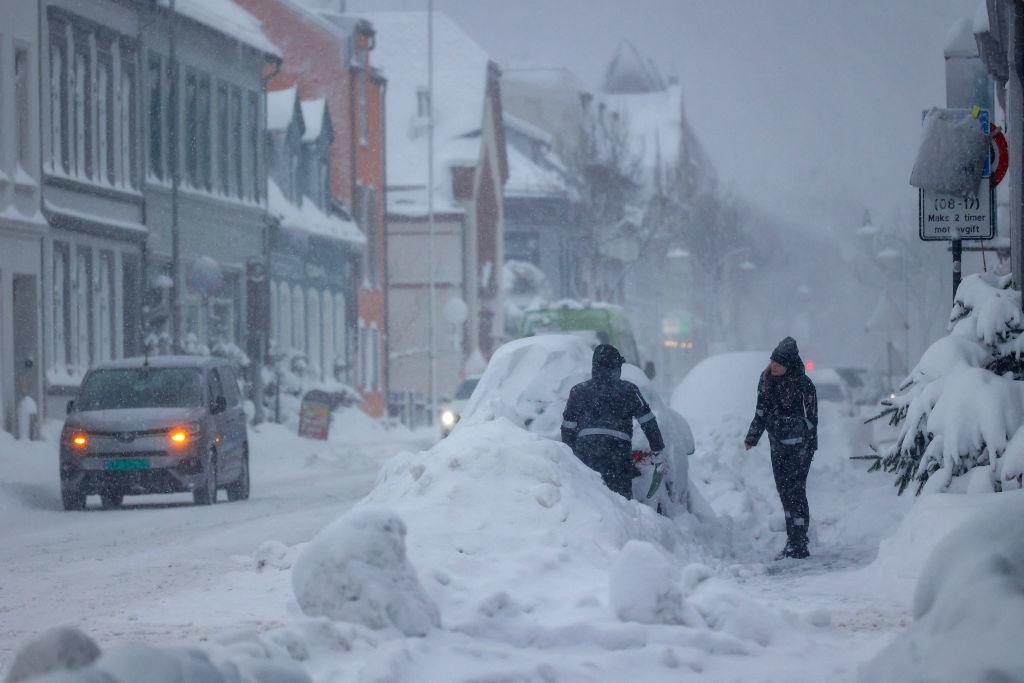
[349,0,983,231]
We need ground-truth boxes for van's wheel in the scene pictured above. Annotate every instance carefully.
[101,493,124,509]
[61,486,86,511]
[193,448,218,506]
[227,446,250,502]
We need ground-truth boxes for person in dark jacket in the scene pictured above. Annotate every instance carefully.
[562,344,665,499]
[745,337,818,559]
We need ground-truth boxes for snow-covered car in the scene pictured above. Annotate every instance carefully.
[60,356,250,510]
[457,334,696,516]
[438,375,481,438]
[809,368,857,416]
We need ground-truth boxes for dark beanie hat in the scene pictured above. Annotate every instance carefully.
[770,337,803,371]
[593,344,625,369]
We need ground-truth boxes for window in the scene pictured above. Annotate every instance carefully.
[48,21,69,172]
[307,289,321,375]
[357,68,367,145]
[52,243,71,373]
[269,280,279,349]
[74,31,92,179]
[358,322,367,389]
[334,293,347,368]
[198,75,211,191]
[120,45,137,188]
[323,292,335,375]
[185,70,198,186]
[278,280,291,350]
[231,87,242,197]
[97,43,114,184]
[74,249,93,371]
[15,46,30,170]
[216,83,229,194]
[292,284,305,354]
[97,252,115,363]
[78,368,204,411]
[47,13,137,188]
[247,91,260,201]
[358,186,379,287]
[148,54,163,179]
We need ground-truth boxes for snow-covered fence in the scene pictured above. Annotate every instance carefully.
[875,273,1024,493]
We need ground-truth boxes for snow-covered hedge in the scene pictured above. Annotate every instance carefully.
[877,273,1024,493]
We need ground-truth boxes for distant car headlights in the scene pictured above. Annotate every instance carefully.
[440,410,458,429]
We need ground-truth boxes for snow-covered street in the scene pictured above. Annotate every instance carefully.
[0,417,435,667]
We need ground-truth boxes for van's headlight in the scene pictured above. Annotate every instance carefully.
[168,422,202,447]
[440,410,458,429]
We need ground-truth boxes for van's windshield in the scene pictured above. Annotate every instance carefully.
[77,368,204,411]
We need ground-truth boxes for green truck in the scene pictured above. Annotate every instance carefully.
[519,303,651,375]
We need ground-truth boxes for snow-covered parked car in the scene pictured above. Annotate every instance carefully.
[457,334,697,516]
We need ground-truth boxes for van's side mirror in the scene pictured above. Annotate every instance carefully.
[212,396,227,415]
[644,361,656,379]
[66,400,75,414]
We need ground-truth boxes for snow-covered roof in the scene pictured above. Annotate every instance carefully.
[601,83,716,196]
[269,180,366,246]
[504,113,553,147]
[603,40,666,94]
[357,11,490,213]
[301,99,328,142]
[505,145,567,197]
[159,0,281,58]
[267,87,299,132]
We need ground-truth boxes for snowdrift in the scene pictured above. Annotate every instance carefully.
[4,626,310,683]
[670,351,768,427]
[291,507,440,636]
[862,490,1024,682]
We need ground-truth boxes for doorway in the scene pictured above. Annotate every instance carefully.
[12,274,39,439]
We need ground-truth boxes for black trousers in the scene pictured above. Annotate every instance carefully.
[574,435,637,500]
[770,442,813,548]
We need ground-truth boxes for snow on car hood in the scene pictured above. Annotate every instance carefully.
[65,407,207,432]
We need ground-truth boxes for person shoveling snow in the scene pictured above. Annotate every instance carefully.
[561,344,666,500]
[744,337,819,560]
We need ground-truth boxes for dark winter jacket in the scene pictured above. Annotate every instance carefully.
[561,344,666,453]
[745,337,819,452]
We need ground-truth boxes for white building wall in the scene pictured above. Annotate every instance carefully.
[0,1,45,436]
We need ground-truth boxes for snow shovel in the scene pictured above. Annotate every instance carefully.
[645,462,665,500]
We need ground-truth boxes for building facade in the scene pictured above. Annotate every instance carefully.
[235,0,389,416]
[0,1,45,436]
[39,0,149,421]
[366,11,507,400]
[265,86,365,386]
[137,1,278,370]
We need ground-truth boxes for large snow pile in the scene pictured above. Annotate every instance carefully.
[861,490,1024,682]
[878,273,1024,494]
[289,416,808,679]
[291,507,440,637]
[460,334,699,516]
[671,351,767,426]
[4,626,309,683]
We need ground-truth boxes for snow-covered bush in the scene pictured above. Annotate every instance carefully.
[861,491,1024,682]
[290,507,440,636]
[262,345,361,427]
[877,273,1024,493]
[5,627,101,682]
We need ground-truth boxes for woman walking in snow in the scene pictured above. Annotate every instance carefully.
[744,337,818,559]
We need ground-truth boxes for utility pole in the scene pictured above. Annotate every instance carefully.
[945,19,993,300]
[426,0,437,423]
[169,0,182,353]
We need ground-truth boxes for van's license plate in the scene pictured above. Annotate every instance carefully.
[105,459,149,471]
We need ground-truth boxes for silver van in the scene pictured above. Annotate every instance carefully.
[60,356,250,510]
